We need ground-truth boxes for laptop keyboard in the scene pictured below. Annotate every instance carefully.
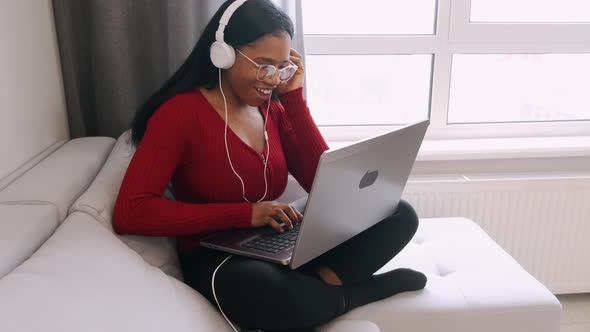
[242,222,302,253]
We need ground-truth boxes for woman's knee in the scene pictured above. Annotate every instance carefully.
[391,199,419,233]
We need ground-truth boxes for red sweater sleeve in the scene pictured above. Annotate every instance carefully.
[113,98,253,237]
[278,88,330,193]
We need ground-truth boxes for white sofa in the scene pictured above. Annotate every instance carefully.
[0,132,562,332]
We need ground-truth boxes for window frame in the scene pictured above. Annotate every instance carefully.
[303,0,590,142]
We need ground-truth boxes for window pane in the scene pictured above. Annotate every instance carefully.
[471,0,590,23]
[302,0,437,35]
[306,55,432,126]
[448,54,590,124]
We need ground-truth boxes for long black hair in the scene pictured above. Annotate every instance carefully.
[129,0,294,147]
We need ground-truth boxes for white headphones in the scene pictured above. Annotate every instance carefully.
[210,0,248,70]
[211,0,272,204]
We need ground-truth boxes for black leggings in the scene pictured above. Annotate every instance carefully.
[179,200,419,331]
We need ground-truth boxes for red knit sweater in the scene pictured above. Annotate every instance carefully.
[113,87,329,254]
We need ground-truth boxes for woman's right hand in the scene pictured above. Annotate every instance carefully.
[251,201,304,233]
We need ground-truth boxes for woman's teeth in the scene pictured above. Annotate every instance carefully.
[256,87,272,95]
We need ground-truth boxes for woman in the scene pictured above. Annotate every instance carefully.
[113,0,427,331]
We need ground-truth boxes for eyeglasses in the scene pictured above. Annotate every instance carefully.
[236,49,298,83]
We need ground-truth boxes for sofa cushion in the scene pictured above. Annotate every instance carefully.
[330,217,562,332]
[0,137,115,221]
[0,211,233,332]
[0,204,59,277]
[69,130,182,280]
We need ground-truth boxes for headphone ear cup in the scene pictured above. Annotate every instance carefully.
[210,41,236,69]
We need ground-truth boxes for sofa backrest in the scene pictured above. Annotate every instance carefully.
[69,130,183,280]
[0,137,115,221]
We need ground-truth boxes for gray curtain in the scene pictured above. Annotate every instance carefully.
[52,0,305,139]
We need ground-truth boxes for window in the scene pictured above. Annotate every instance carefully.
[306,55,432,125]
[470,0,590,23]
[302,0,590,141]
[448,54,590,124]
[302,0,437,35]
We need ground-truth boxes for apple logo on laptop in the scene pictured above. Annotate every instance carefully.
[359,170,379,189]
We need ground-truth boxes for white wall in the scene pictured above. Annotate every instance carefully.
[0,0,69,181]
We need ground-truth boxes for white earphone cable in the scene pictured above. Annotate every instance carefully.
[211,254,239,332]
[220,68,271,203]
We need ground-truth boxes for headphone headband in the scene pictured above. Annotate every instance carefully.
[215,0,248,43]
[210,0,248,69]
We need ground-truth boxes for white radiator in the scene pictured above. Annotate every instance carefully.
[402,172,590,294]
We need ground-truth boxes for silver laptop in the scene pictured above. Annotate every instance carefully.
[200,119,429,269]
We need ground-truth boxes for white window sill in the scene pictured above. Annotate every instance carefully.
[327,136,590,161]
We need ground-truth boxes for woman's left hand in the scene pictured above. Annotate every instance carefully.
[276,48,304,95]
